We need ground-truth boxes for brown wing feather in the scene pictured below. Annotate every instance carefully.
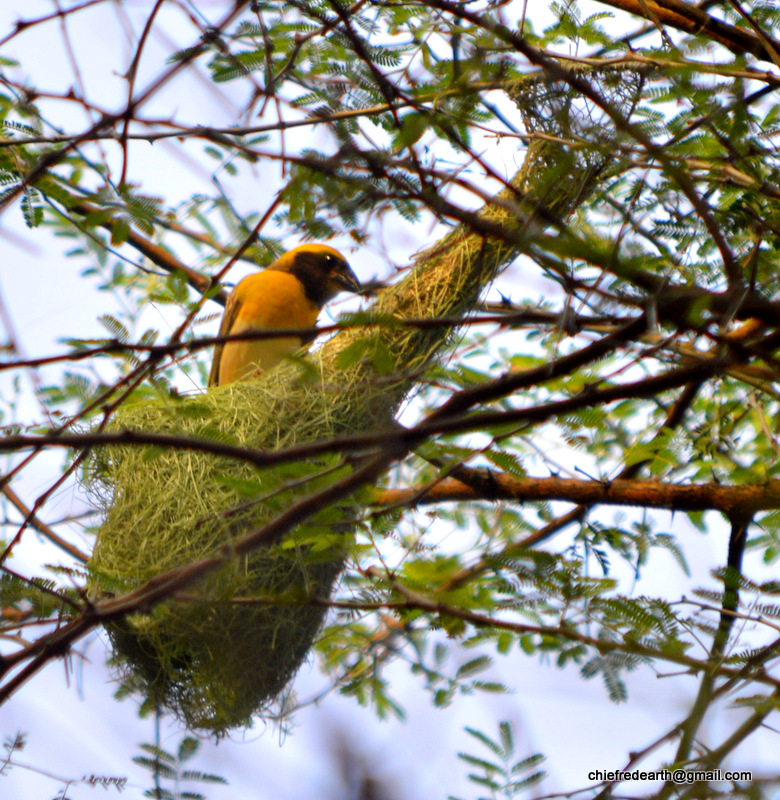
[208,290,243,387]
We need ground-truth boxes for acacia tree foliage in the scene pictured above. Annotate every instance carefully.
[2,0,780,797]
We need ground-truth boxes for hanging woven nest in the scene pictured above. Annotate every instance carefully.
[87,67,636,734]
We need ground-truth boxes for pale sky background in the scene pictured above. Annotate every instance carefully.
[0,2,776,799]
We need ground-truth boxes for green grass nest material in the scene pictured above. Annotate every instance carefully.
[89,369,360,734]
[87,75,623,732]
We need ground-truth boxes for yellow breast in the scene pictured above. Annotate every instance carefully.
[214,270,320,386]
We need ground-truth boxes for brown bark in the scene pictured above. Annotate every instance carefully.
[376,472,780,518]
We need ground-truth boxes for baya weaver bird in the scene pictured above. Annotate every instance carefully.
[209,244,361,387]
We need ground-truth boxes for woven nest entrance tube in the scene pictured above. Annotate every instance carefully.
[87,68,637,734]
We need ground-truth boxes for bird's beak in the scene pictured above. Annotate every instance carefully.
[332,263,361,294]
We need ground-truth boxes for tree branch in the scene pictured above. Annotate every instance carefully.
[375,472,780,517]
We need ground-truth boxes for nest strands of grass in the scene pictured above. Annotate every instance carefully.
[88,67,640,734]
